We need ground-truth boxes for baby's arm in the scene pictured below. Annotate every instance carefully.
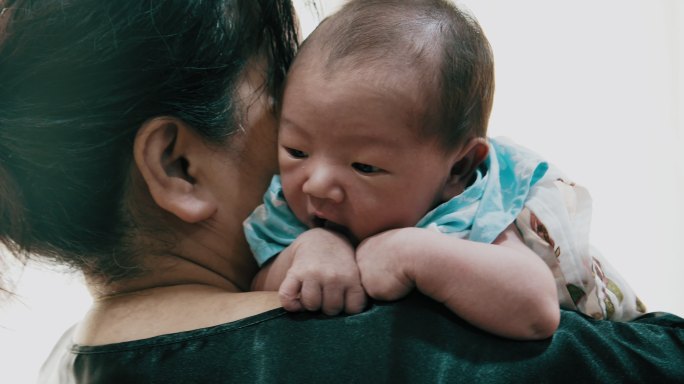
[356,225,559,340]
[252,228,366,315]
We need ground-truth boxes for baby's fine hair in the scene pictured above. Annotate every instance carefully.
[296,0,494,150]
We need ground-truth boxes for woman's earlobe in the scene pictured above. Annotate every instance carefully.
[133,118,217,223]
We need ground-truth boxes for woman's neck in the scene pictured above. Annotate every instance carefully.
[77,232,275,346]
[75,283,280,345]
[88,221,258,300]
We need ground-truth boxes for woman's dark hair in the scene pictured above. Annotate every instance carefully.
[0,0,298,286]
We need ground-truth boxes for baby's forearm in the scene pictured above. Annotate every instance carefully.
[251,246,296,291]
[402,227,559,340]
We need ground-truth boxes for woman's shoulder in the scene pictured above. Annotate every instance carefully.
[41,293,460,383]
[73,286,281,346]
[41,293,684,383]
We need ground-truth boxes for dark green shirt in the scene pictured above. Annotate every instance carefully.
[40,293,684,383]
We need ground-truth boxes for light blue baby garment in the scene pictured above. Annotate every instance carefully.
[243,137,548,266]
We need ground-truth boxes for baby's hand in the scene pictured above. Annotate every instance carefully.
[356,228,416,302]
[279,228,367,315]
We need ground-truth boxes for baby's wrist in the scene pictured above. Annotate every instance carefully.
[370,227,425,280]
[393,228,427,281]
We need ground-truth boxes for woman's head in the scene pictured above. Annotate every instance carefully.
[0,0,298,284]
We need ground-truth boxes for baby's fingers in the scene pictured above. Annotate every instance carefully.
[279,275,304,312]
[300,280,323,312]
[344,285,367,314]
[321,285,345,316]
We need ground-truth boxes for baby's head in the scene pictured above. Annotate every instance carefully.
[289,0,494,150]
[278,0,494,243]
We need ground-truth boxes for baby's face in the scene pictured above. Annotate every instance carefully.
[277,66,455,243]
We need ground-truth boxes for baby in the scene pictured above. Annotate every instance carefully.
[244,0,645,339]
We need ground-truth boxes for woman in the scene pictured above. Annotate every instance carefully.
[0,1,682,383]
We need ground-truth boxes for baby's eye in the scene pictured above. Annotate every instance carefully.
[285,147,308,159]
[352,162,384,174]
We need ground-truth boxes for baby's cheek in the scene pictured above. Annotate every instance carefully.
[289,200,310,227]
[280,182,308,225]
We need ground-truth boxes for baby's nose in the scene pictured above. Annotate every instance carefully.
[302,167,344,203]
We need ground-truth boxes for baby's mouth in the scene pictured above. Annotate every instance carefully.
[312,216,343,232]
[312,216,357,245]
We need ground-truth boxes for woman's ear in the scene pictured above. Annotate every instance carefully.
[442,137,489,200]
[133,117,217,223]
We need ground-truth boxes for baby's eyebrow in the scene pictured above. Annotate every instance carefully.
[346,131,407,148]
[278,118,311,137]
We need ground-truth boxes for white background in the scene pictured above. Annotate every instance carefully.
[2,1,683,382]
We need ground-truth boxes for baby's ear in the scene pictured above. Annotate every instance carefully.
[133,117,217,223]
[442,137,489,200]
